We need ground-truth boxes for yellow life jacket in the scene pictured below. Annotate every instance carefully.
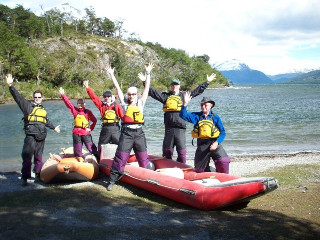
[123,106,144,124]
[163,95,183,112]
[74,111,89,128]
[27,106,47,124]
[191,119,220,139]
[102,105,120,124]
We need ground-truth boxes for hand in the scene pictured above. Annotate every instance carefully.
[184,91,192,106]
[59,87,64,95]
[138,72,146,82]
[54,125,61,133]
[145,63,154,73]
[209,141,218,151]
[83,81,89,88]
[207,73,216,83]
[6,74,13,86]
[105,65,115,76]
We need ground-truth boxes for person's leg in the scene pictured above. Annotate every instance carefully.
[110,125,121,145]
[33,139,45,179]
[98,127,109,158]
[107,128,134,190]
[21,135,36,185]
[215,157,230,173]
[175,128,187,164]
[133,128,152,168]
[211,145,230,174]
[73,133,83,157]
[98,125,120,160]
[162,127,174,159]
[194,141,211,173]
[82,134,98,159]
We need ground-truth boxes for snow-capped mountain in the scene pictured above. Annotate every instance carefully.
[213,59,273,84]
[36,3,84,20]
[213,59,250,71]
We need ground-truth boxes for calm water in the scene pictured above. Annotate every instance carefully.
[1,84,320,171]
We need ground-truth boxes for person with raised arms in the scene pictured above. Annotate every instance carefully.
[105,63,155,191]
[83,81,124,161]
[6,73,60,186]
[147,73,216,164]
[179,92,230,173]
[59,87,98,159]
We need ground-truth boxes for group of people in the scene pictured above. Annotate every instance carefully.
[6,63,230,189]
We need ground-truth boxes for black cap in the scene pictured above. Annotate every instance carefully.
[200,97,215,108]
[103,91,112,98]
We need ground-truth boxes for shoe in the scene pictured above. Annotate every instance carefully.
[35,173,41,182]
[107,183,114,191]
[21,178,28,187]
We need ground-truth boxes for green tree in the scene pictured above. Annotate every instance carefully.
[84,7,98,35]
[98,17,115,37]
[196,54,210,63]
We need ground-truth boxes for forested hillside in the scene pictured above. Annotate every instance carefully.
[282,70,320,84]
[0,4,228,102]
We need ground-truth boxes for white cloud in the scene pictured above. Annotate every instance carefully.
[1,0,320,75]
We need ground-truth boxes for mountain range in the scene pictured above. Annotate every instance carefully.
[213,59,319,84]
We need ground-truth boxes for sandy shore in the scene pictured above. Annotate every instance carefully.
[1,152,319,194]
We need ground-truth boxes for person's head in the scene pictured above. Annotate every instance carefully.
[170,78,181,94]
[33,90,43,104]
[103,91,113,103]
[77,98,85,109]
[200,97,215,115]
[127,87,137,104]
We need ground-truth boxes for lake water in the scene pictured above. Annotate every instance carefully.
[1,84,319,171]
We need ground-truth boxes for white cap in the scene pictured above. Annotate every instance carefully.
[127,87,137,94]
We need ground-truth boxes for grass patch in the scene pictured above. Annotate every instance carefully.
[0,164,319,240]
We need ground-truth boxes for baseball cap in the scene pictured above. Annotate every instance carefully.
[171,78,180,85]
[103,91,112,98]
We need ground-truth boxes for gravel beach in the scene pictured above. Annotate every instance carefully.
[1,151,319,240]
[1,152,319,194]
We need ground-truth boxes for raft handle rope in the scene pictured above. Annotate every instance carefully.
[49,153,60,162]
[123,171,197,195]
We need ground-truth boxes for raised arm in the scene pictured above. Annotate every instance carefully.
[206,73,216,84]
[179,91,198,125]
[183,91,192,106]
[6,73,13,87]
[139,63,154,103]
[105,65,124,104]
[84,80,104,114]
[59,87,77,117]
[189,72,216,97]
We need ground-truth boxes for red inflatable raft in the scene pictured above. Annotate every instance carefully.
[99,146,278,210]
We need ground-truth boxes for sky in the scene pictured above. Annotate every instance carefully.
[2,0,320,75]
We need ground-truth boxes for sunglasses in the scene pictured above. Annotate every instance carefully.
[128,93,136,96]
[34,96,42,99]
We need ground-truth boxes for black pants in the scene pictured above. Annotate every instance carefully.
[21,135,45,179]
[98,124,121,145]
[194,140,230,173]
